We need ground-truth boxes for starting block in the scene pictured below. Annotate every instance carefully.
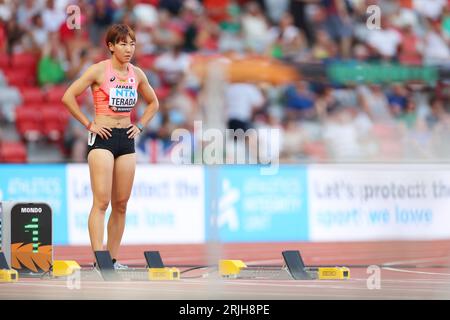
[218,250,350,281]
[282,250,350,280]
[52,260,81,277]
[0,252,18,283]
[68,250,181,282]
[219,260,247,277]
[94,251,121,281]
[317,267,350,280]
[144,251,180,281]
[282,250,315,280]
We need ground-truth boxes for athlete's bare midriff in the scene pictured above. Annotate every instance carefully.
[93,114,131,128]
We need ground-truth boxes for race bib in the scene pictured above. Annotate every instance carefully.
[88,132,97,146]
[109,87,138,112]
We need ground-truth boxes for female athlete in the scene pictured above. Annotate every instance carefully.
[62,24,159,268]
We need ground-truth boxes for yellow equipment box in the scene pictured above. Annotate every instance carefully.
[317,267,350,280]
[52,260,81,277]
[0,269,19,283]
[219,260,247,277]
[148,267,180,280]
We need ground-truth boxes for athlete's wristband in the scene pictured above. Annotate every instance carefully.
[136,123,144,132]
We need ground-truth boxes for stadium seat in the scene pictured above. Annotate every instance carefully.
[44,102,67,110]
[15,107,42,142]
[137,54,157,70]
[0,53,9,69]
[41,107,70,141]
[4,71,30,87]
[3,68,36,86]
[46,85,68,103]
[16,102,44,110]
[0,141,27,163]
[11,52,38,70]
[75,91,87,104]
[19,86,46,104]
[154,86,171,100]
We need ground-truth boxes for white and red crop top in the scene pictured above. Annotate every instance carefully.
[93,59,139,116]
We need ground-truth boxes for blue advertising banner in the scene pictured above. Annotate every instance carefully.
[206,165,309,242]
[0,164,68,244]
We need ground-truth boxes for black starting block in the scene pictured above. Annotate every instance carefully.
[0,252,9,270]
[144,251,180,280]
[282,250,315,280]
[144,251,165,268]
[94,251,121,281]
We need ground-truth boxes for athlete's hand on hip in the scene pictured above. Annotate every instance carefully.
[89,123,112,139]
[127,124,141,139]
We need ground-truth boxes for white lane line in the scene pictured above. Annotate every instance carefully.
[383,257,448,267]
[382,267,450,276]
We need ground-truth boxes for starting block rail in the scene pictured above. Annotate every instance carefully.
[226,266,293,280]
[219,250,350,281]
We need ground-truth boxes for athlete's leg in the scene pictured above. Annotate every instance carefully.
[107,153,136,260]
[87,149,115,253]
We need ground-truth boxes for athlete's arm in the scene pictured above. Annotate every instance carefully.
[62,63,112,139]
[127,66,160,139]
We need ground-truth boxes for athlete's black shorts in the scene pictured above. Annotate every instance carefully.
[87,128,135,159]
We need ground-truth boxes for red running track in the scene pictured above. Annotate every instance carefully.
[1,240,450,299]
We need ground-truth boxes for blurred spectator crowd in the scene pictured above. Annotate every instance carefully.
[0,0,449,163]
